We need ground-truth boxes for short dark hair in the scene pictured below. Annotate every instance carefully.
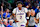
[16,1,22,6]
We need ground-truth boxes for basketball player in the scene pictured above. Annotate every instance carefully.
[36,8,40,27]
[12,1,28,27]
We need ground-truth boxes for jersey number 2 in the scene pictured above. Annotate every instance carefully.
[20,16,22,19]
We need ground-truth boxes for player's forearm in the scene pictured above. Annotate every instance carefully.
[36,19,39,23]
[12,13,17,22]
[34,18,38,24]
[12,13,16,18]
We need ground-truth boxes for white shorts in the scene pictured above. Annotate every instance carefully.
[16,20,27,27]
[16,22,26,27]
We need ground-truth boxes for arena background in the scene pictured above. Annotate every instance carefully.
[0,0,40,27]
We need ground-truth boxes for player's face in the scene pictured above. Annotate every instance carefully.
[17,4,22,8]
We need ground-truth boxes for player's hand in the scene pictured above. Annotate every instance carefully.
[15,20,19,22]
[14,15,16,18]
[35,21,38,24]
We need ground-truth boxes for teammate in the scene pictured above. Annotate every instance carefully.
[12,1,28,27]
[36,8,40,27]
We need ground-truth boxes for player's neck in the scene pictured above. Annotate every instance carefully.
[18,7,22,10]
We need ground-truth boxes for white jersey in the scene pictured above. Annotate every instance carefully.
[36,12,40,24]
[12,7,28,22]
[36,12,40,27]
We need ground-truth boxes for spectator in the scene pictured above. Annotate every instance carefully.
[7,20,14,27]
[8,16,18,27]
[1,2,6,11]
[19,0,24,3]
[26,3,32,10]
[3,19,8,27]
[31,0,35,6]
[3,8,10,19]
[34,0,39,7]
[24,0,31,6]
[32,6,36,10]
[39,1,40,7]
[1,4,4,21]
[35,6,39,16]
[12,23,18,27]
[36,8,40,27]
[0,20,5,27]
[28,3,32,9]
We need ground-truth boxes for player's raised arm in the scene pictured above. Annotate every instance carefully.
[12,8,16,17]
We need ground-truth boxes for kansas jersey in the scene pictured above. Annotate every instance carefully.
[36,12,40,24]
[36,12,40,27]
[12,7,28,22]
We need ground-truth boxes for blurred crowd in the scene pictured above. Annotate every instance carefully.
[0,0,40,27]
